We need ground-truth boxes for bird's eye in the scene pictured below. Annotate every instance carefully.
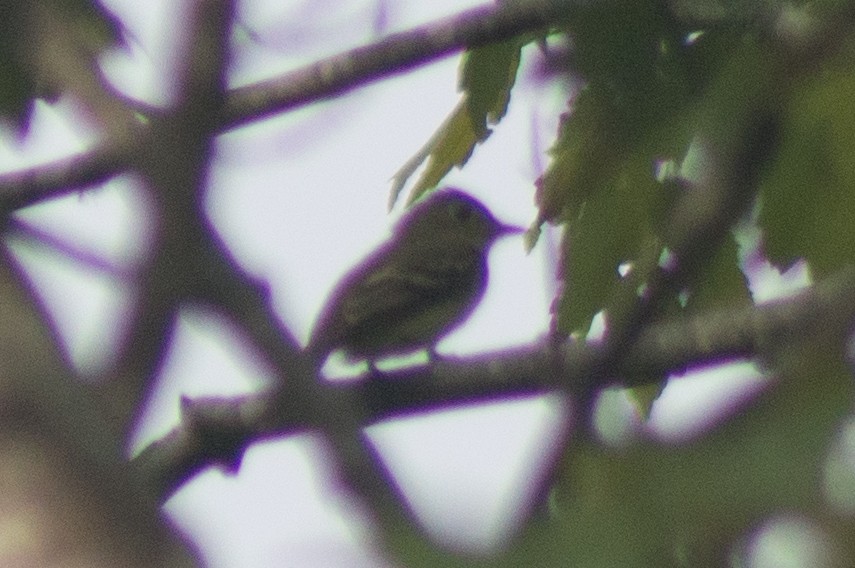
[449,202,472,223]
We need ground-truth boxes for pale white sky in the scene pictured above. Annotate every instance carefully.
[0,1,813,567]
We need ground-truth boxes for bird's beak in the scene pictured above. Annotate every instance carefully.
[497,222,526,236]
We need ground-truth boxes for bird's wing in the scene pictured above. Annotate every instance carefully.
[308,249,483,359]
[341,261,467,326]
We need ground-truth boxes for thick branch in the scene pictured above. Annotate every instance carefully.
[101,0,237,433]
[132,266,855,501]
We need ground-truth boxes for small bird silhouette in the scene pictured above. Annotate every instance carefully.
[307,188,523,369]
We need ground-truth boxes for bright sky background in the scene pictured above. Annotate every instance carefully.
[0,1,815,567]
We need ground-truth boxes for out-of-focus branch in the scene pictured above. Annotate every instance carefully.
[0,142,131,213]
[7,217,133,277]
[219,0,570,128]
[132,265,855,501]
[63,0,435,545]
[0,0,569,211]
[100,0,237,435]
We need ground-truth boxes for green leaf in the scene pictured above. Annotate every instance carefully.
[391,100,489,208]
[460,38,522,130]
[508,339,852,566]
[536,2,712,334]
[760,55,855,276]
[683,232,750,311]
[550,24,772,334]
[535,86,626,224]
[536,0,700,224]
[555,169,664,334]
[390,37,526,206]
[627,380,667,420]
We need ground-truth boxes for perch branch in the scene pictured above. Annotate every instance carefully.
[132,265,855,501]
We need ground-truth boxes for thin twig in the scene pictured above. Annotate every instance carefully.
[6,217,135,278]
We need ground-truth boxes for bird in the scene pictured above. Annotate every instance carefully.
[307,188,523,370]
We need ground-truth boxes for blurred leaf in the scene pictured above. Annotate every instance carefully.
[627,379,667,420]
[682,232,750,311]
[555,171,665,334]
[760,42,855,277]
[0,0,123,133]
[669,0,775,24]
[506,337,852,566]
[660,38,775,316]
[536,0,702,224]
[535,86,624,224]
[0,4,39,128]
[390,37,526,206]
[551,24,771,334]
[54,0,124,52]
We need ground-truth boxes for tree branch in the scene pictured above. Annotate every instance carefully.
[0,0,569,211]
[132,265,855,501]
[99,0,237,433]
[0,144,131,212]
[219,0,569,129]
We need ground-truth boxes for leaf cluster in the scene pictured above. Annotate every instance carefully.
[389,0,855,565]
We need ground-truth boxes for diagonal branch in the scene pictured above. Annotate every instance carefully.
[0,0,570,211]
[0,143,131,212]
[219,0,570,129]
